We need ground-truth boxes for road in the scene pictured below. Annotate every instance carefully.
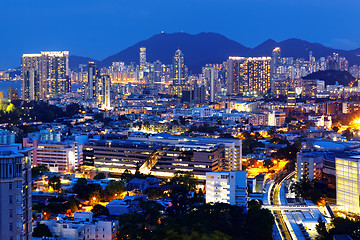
[269,171,295,240]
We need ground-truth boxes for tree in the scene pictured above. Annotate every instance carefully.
[316,218,329,240]
[144,187,165,199]
[105,180,126,199]
[343,128,353,141]
[246,207,275,240]
[32,165,49,178]
[291,178,314,199]
[65,196,80,213]
[72,179,103,201]
[316,217,360,240]
[332,126,339,133]
[33,224,52,237]
[290,178,324,203]
[170,171,197,192]
[89,190,101,205]
[94,172,106,180]
[91,204,110,217]
[48,176,61,191]
[120,169,134,182]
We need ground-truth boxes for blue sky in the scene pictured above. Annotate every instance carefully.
[0,0,359,69]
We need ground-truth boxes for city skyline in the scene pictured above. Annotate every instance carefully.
[1,0,360,69]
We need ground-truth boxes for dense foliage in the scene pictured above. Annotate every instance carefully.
[316,217,360,240]
[117,202,274,240]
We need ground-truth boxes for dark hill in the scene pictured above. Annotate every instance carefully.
[303,70,356,86]
[99,32,252,73]
[68,32,360,74]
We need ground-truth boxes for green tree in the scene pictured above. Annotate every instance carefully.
[170,171,197,192]
[65,196,80,213]
[33,224,52,238]
[91,204,110,217]
[32,165,49,178]
[94,172,106,180]
[291,178,314,199]
[343,128,353,141]
[89,190,101,205]
[316,218,329,240]
[105,180,126,199]
[48,176,61,191]
[144,187,165,199]
[246,207,275,239]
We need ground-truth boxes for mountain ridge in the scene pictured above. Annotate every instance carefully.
[69,32,360,73]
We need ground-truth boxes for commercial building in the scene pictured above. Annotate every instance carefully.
[128,134,243,171]
[0,144,33,240]
[139,47,146,79]
[171,49,187,96]
[23,138,77,172]
[205,171,247,207]
[82,139,224,183]
[336,156,360,214]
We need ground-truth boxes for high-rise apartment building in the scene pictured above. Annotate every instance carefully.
[41,51,70,96]
[239,57,271,94]
[100,75,111,109]
[271,47,281,76]
[171,49,186,96]
[21,54,41,100]
[87,61,99,100]
[226,57,243,96]
[0,144,33,240]
[226,57,271,95]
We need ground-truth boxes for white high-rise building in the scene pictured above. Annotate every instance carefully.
[0,144,33,240]
[206,171,247,207]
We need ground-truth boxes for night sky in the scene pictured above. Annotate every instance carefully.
[0,0,359,69]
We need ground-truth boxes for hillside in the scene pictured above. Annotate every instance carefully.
[303,70,356,86]
[69,32,360,73]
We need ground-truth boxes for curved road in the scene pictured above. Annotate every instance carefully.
[269,171,295,240]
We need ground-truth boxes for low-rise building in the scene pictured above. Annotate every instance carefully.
[205,171,247,207]
[23,138,77,172]
[296,152,324,181]
[39,212,118,240]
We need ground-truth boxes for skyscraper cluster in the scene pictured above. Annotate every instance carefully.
[83,62,111,109]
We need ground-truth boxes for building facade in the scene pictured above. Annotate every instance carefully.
[206,171,247,207]
[336,156,360,214]
[21,54,42,101]
[0,144,33,240]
